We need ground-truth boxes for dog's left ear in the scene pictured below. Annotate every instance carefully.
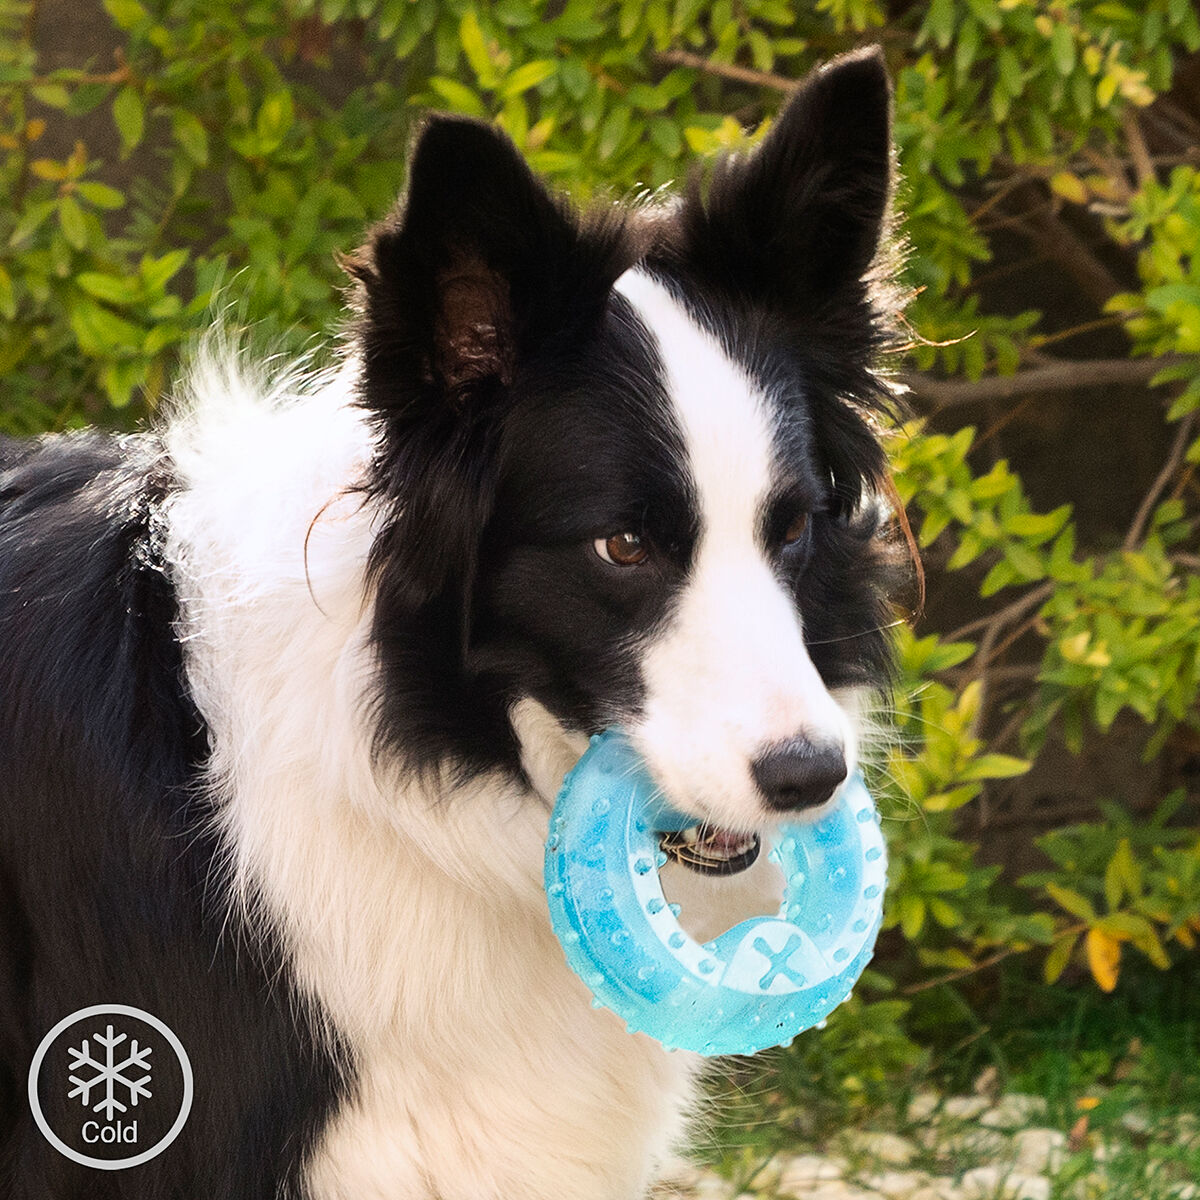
[679,45,894,310]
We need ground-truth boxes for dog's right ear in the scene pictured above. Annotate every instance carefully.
[350,120,634,773]
[348,116,624,424]
[349,117,631,614]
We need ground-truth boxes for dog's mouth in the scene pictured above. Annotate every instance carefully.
[659,824,762,877]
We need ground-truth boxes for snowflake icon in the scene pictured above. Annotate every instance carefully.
[66,1024,152,1120]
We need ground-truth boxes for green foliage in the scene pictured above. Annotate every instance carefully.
[1024,794,1200,989]
[3,0,1199,1083]
[1110,166,1200,442]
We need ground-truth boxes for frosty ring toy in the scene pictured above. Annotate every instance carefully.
[544,730,886,1056]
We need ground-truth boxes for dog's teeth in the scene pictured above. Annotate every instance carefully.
[681,826,699,846]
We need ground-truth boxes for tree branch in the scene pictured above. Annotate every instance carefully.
[1004,187,1127,307]
[946,581,1055,645]
[905,355,1184,410]
[1122,109,1154,188]
[1123,411,1197,550]
[901,923,1087,995]
[653,49,798,93]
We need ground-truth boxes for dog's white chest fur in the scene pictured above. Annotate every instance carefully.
[164,367,699,1199]
[302,868,698,1200]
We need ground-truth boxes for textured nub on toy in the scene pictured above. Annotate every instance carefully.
[544,730,886,1057]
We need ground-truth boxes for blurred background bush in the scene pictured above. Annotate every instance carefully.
[2,0,1199,1140]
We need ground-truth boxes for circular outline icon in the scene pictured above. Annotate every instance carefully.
[28,1004,194,1170]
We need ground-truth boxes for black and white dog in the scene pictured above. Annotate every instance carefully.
[0,47,904,1199]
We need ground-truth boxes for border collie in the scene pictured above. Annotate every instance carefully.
[0,46,905,1199]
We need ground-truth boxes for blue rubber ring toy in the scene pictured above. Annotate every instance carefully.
[544,729,887,1056]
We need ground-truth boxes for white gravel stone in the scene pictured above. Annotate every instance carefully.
[843,1131,920,1166]
[1119,1109,1152,1136]
[934,1126,1012,1161]
[980,1095,1049,1129]
[1169,1185,1198,1200]
[907,1091,942,1123]
[859,1169,934,1198]
[805,1184,887,1200]
[961,1166,1050,1200]
[943,1096,991,1121]
[1012,1128,1067,1175]
[777,1152,846,1191]
[691,1177,732,1200]
[908,1183,962,1200]
[1008,1177,1050,1200]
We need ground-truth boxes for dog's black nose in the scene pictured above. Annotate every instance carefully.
[752,740,847,812]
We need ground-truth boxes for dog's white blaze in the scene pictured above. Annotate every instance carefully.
[615,270,853,830]
[164,360,698,1200]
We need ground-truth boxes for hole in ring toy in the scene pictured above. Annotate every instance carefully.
[544,729,887,1056]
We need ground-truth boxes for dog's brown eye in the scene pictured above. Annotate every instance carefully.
[783,512,809,546]
[595,532,648,566]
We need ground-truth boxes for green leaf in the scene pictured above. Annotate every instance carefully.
[924,0,955,49]
[460,11,497,88]
[1051,23,1076,75]
[57,196,88,250]
[899,894,927,940]
[981,559,1019,596]
[499,60,556,100]
[103,0,148,27]
[1104,854,1125,912]
[113,86,145,153]
[172,110,209,165]
[427,77,487,117]
[9,199,57,246]
[256,91,295,155]
[1147,283,1200,312]
[1004,508,1070,539]
[1044,933,1079,983]
[927,898,962,928]
[923,785,979,812]
[1046,882,1096,922]
[598,105,631,159]
[0,264,15,320]
[960,753,1030,782]
[76,182,125,210]
[77,272,141,305]
[955,19,980,76]
[947,532,985,570]
[1006,541,1045,580]
[924,639,977,672]
[648,117,682,158]
[1095,683,1126,730]
[1112,837,1142,897]
[68,298,145,357]
[32,84,71,109]
[140,249,188,292]
[99,359,145,408]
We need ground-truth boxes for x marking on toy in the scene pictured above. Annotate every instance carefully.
[754,934,806,989]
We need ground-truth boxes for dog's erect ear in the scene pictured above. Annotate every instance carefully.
[679,46,894,308]
[352,121,636,773]
[350,117,628,608]
[350,116,625,416]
